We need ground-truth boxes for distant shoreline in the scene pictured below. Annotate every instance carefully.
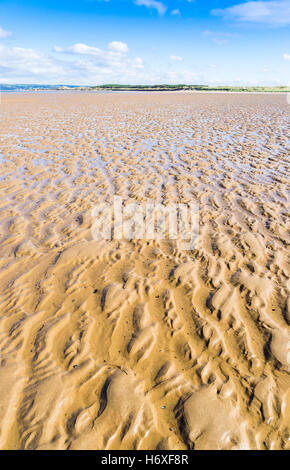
[1,90,289,95]
[1,85,290,94]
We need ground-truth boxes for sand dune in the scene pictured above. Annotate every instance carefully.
[0,92,289,450]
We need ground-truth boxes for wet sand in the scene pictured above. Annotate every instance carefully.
[0,92,289,450]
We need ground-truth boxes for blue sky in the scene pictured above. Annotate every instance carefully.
[0,0,289,85]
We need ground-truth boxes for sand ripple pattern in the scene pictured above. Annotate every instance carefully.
[0,92,289,450]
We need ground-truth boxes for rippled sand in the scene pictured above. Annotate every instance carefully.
[0,92,289,450]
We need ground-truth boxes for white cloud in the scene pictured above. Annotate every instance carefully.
[67,42,129,57]
[134,57,144,68]
[0,44,65,81]
[0,26,12,38]
[211,1,290,26]
[171,9,181,15]
[108,41,129,53]
[63,42,137,70]
[283,53,290,60]
[134,0,167,16]
[170,54,183,61]
[53,45,64,52]
[0,42,144,85]
[67,43,102,56]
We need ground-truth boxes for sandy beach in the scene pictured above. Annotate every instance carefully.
[0,92,289,450]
